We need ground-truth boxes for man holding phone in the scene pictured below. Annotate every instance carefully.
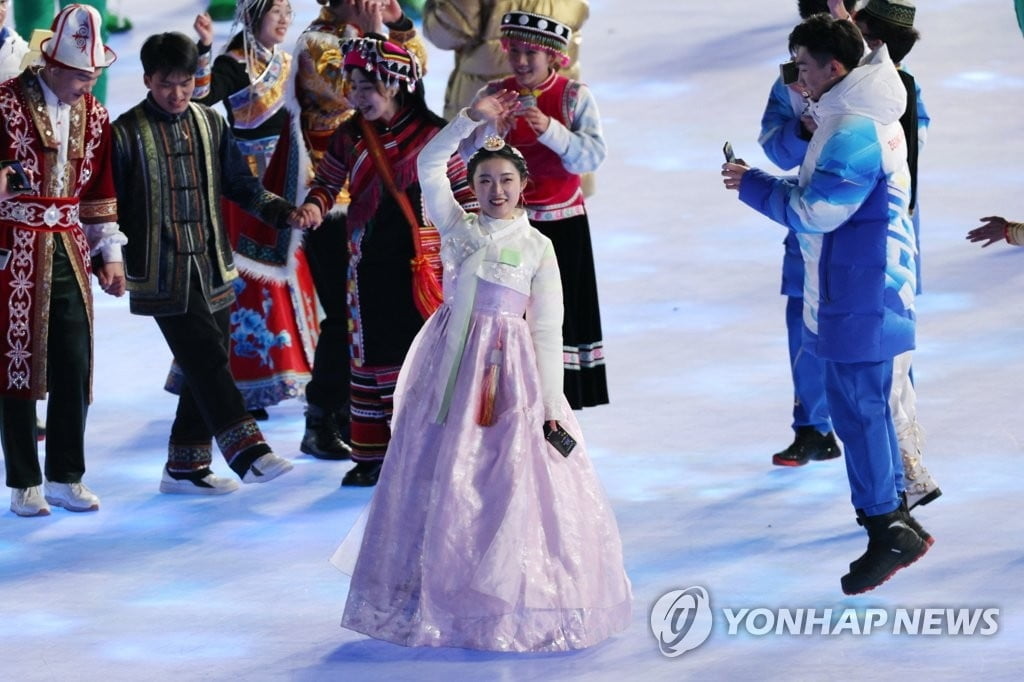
[0,4,127,518]
[723,13,927,595]
[754,0,858,469]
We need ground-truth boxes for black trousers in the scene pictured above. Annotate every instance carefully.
[303,211,351,411]
[1,238,90,489]
[154,276,249,449]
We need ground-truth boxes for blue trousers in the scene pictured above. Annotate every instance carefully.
[824,359,903,516]
[786,296,831,433]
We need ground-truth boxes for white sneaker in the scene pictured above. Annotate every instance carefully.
[159,467,240,495]
[11,486,51,517]
[43,481,100,512]
[242,452,293,484]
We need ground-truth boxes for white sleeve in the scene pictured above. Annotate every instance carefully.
[417,109,479,235]
[536,82,607,174]
[526,242,565,420]
[85,221,127,263]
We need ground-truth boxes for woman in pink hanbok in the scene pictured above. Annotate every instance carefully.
[333,91,631,652]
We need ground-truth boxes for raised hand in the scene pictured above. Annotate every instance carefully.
[352,0,385,35]
[194,12,214,47]
[469,89,520,124]
[379,0,403,24]
[828,0,852,21]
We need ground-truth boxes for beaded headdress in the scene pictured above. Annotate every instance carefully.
[499,11,572,68]
[341,37,422,93]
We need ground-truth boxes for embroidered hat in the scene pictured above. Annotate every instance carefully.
[500,11,572,68]
[40,3,116,73]
[341,38,421,93]
[859,0,916,28]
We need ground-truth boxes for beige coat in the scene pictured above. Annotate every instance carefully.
[423,0,589,120]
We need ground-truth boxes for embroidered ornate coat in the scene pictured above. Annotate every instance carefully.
[0,69,119,400]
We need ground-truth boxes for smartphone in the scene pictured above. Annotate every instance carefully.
[0,160,31,192]
[514,93,537,115]
[780,60,799,86]
[723,141,736,164]
[543,422,577,457]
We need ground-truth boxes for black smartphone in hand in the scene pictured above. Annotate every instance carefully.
[723,141,736,164]
[1,160,31,192]
[543,422,577,457]
[780,60,799,85]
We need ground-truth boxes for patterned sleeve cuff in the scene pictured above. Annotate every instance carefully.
[386,15,417,45]
[193,48,213,99]
[1007,222,1024,246]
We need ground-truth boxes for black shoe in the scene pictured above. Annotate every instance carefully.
[300,405,352,460]
[341,461,382,487]
[772,426,841,466]
[841,509,928,595]
[248,408,269,421]
[850,498,933,572]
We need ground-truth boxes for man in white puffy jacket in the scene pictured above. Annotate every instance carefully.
[723,13,929,595]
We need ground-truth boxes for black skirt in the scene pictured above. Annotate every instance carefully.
[533,213,609,409]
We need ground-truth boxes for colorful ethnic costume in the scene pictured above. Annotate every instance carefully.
[112,97,297,480]
[463,11,609,409]
[264,8,423,458]
[335,111,631,651]
[422,0,589,120]
[0,67,124,491]
[473,67,608,408]
[302,38,473,471]
[166,37,321,412]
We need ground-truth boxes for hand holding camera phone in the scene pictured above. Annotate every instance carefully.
[1,160,32,193]
[543,421,577,457]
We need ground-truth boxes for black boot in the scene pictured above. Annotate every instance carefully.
[850,497,933,572]
[300,405,351,460]
[841,509,928,595]
[772,426,841,466]
[341,460,382,487]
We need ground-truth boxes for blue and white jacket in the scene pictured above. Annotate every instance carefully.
[758,60,929,299]
[740,46,916,364]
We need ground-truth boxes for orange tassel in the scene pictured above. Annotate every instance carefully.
[476,348,502,426]
[410,254,443,319]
